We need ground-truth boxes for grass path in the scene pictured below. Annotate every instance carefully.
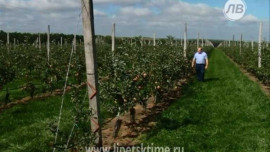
[0,89,111,152]
[142,49,270,151]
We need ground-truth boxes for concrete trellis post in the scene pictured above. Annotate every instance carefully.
[112,23,115,53]
[201,38,204,47]
[73,34,77,51]
[197,33,200,48]
[240,33,242,54]
[153,33,156,46]
[7,32,9,46]
[183,23,187,58]
[47,25,50,62]
[35,37,38,48]
[13,38,16,49]
[263,38,266,49]
[251,40,254,51]
[61,37,63,48]
[233,34,235,46]
[258,22,262,68]
[81,0,102,146]
[7,32,10,52]
[39,34,41,50]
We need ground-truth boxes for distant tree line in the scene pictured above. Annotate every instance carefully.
[0,30,130,45]
[0,30,203,46]
[0,30,85,45]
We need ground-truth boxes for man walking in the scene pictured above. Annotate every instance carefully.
[192,47,208,81]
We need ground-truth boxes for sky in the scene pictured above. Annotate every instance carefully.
[0,0,269,41]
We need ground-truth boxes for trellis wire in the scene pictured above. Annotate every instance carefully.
[65,89,88,150]
[52,45,74,152]
[53,3,83,151]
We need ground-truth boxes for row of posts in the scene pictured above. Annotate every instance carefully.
[111,22,213,58]
[221,22,266,68]
[4,24,214,61]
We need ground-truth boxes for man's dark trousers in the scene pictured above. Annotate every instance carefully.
[196,64,205,81]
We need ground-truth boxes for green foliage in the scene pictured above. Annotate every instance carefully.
[50,88,95,151]
[0,30,82,45]
[0,35,213,151]
[142,49,270,151]
[221,43,270,85]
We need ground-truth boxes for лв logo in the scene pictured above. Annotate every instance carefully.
[223,0,247,21]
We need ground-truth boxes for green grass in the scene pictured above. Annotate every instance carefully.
[0,78,43,103]
[142,49,270,151]
[1,49,270,151]
[0,88,114,152]
[0,95,73,152]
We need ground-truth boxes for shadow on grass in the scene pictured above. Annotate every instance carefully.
[204,77,219,82]
[156,117,180,130]
[142,82,200,140]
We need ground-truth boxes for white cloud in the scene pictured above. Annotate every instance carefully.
[94,9,107,16]
[0,0,268,41]
[0,0,80,12]
[240,15,259,23]
[119,7,152,16]
[93,0,142,5]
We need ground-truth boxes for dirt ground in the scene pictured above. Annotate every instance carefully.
[101,81,186,148]
[102,97,172,147]
[0,79,184,148]
[101,56,270,148]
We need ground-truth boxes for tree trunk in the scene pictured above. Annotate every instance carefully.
[130,107,136,124]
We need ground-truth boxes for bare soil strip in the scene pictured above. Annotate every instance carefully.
[102,80,187,147]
